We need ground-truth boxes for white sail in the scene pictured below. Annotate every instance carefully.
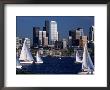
[87,51,94,71]
[76,51,82,63]
[36,52,43,63]
[19,39,34,62]
[82,44,88,70]
[82,44,94,73]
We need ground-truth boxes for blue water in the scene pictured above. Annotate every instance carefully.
[16,57,82,74]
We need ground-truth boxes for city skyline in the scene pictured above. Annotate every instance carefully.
[16,16,94,39]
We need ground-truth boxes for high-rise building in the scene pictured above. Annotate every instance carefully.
[39,31,43,46]
[89,26,94,42]
[50,21,58,44]
[63,39,67,49]
[77,28,84,36]
[33,27,40,47]
[68,36,72,48]
[42,31,46,38]
[76,29,81,40]
[79,36,87,47]
[43,37,48,46]
[42,31,48,46]
[45,20,49,42]
[69,28,84,46]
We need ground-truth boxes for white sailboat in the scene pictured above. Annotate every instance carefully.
[19,39,34,64]
[75,51,82,63]
[80,44,94,74]
[35,51,43,64]
[16,56,22,69]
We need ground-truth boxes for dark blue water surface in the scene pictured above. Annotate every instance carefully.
[16,57,82,74]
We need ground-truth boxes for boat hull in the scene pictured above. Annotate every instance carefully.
[75,61,82,64]
[20,61,33,64]
[35,61,43,64]
[16,65,22,69]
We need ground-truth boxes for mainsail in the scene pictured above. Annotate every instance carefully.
[82,44,94,72]
[76,51,82,63]
[19,39,34,62]
[36,51,43,63]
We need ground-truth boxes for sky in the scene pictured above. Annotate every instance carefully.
[16,16,94,39]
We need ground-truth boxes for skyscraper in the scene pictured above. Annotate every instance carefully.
[33,27,40,47]
[79,36,87,47]
[50,21,58,44]
[89,26,94,42]
[39,31,43,46]
[45,20,49,42]
[43,37,48,46]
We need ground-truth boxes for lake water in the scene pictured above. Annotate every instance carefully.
[16,57,83,74]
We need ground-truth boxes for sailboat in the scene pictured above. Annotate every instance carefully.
[19,39,34,64]
[79,44,94,74]
[35,51,43,64]
[16,56,22,69]
[75,51,82,63]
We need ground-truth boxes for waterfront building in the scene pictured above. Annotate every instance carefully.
[63,39,67,49]
[33,27,40,47]
[50,21,58,44]
[54,41,63,49]
[16,37,23,49]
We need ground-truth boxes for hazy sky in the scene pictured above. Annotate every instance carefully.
[16,16,94,39]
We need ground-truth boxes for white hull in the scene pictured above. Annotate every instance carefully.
[20,61,33,64]
[16,65,22,69]
[75,61,82,64]
[35,61,43,64]
[78,71,94,75]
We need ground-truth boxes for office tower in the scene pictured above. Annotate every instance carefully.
[42,31,46,38]
[39,31,43,46]
[89,26,94,42]
[43,26,46,31]
[79,36,87,47]
[25,38,31,49]
[68,36,72,48]
[42,31,48,46]
[76,29,81,40]
[63,39,67,49]
[33,27,40,47]
[77,28,84,36]
[45,20,49,42]
[43,37,48,46]
[50,21,58,44]
[69,31,72,36]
